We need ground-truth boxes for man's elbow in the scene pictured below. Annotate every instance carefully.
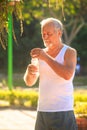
[64,76,71,80]
[64,72,73,80]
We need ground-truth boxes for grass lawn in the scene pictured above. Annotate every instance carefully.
[0,73,87,94]
[0,73,39,89]
[0,73,87,89]
[74,86,87,94]
[74,76,87,87]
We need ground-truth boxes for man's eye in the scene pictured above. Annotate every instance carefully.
[48,33,52,36]
[42,33,53,37]
[48,33,52,35]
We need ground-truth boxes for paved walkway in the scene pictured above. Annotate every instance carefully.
[0,108,37,130]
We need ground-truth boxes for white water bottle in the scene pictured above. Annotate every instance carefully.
[31,58,38,66]
[31,58,39,74]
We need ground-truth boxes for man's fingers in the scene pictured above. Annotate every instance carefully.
[30,48,41,58]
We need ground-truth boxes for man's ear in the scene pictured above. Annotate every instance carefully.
[57,30,62,37]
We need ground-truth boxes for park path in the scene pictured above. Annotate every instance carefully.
[0,108,37,130]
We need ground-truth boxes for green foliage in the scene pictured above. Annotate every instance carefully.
[0,0,23,49]
[74,93,87,103]
[74,76,87,86]
[0,89,38,108]
[74,102,87,115]
[74,93,87,116]
[72,26,87,73]
[0,0,87,73]
[0,88,87,116]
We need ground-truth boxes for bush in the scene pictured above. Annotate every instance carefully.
[0,89,38,108]
[74,93,87,103]
[74,102,87,115]
[74,93,87,116]
[0,89,87,117]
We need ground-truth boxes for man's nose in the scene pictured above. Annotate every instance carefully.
[43,34,48,39]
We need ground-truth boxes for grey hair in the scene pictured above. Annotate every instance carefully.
[40,17,63,31]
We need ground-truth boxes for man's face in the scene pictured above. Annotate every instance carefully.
[41,23,58,48]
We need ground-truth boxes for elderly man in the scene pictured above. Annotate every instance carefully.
[24,18,78,130]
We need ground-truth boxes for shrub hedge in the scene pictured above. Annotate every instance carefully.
[74,93,87,116]
[0,89,87,116]
[0,89,38,108]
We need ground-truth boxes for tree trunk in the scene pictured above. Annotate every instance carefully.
[63,18,85,45]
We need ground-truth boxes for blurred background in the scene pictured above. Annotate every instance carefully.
[0,1,87,129]
[0,0,87,89]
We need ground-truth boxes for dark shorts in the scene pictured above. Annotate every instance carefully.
[35,111,78,130]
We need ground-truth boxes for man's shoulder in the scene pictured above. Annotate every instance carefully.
[64,45,77,57]
[65,45,77,53]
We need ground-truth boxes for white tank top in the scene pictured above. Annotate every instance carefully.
[37,45,75,112]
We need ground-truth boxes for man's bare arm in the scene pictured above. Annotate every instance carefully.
[23,64,39,86]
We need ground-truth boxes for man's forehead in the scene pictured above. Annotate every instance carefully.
[42,22,54,28]
[42,23,54,31]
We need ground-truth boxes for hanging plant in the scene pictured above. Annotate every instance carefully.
[43,0,65,20]
[0,0,23,49]
[0,0,65,49]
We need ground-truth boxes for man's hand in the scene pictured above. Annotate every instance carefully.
[27,64,39,75]
[30,48,47,61]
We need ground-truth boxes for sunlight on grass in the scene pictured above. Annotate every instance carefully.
[74,86,87,94]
